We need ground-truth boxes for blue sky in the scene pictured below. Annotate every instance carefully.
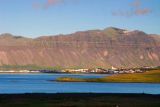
[0,0,160,38]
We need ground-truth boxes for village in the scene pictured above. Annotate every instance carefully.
[61,66,159,74]
[0,66,159,74]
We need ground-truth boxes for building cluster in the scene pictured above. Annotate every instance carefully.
[62,67,146,74]
[0,66,158,74]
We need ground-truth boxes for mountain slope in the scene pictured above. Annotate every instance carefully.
[0,27,160,68]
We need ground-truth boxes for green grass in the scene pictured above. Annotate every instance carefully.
[0,64,63,71]
[0,93,160,107]
[56,70,160,83]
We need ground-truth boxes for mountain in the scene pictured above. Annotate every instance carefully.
[0,27,160,69]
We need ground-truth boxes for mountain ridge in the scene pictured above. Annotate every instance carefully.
[0,27,160,69]
[0,27,150,39]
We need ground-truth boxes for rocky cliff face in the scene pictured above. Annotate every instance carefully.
[0,27,160,68]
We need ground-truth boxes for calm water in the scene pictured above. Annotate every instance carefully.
[0,73,160,94]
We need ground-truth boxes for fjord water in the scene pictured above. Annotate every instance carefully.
[0,73,160,94]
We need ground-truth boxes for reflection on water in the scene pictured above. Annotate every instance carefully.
[0,73,160,94]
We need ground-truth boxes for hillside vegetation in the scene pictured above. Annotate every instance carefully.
[0,65,63,71]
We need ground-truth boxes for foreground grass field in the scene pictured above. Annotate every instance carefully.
[57,70,160,83]
[0,93,160,107]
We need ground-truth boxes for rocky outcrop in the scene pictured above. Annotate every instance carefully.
[0,27,160,68]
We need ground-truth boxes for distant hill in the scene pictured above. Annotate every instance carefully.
[0,27,160,69]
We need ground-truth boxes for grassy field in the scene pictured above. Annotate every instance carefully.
[56,70,160,83]
[0,93,160,107]
[0,65,63,71]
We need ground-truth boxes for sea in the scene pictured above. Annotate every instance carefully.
[0,73,160,94]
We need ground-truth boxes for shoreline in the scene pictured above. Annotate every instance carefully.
[0,93,160,95]
[0,93,160,96]
[0,71,110,74]
[53,80,160,84]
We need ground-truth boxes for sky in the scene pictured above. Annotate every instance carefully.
[0,0,160,38]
